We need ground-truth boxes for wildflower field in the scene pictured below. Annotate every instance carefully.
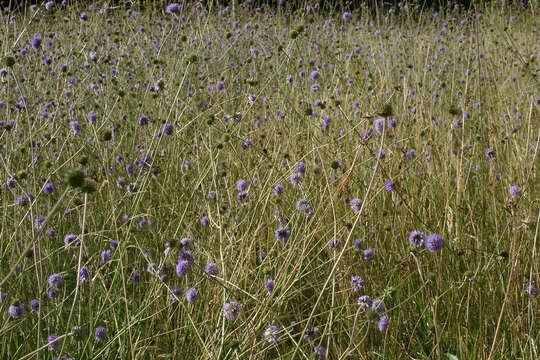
[0,1,538,359]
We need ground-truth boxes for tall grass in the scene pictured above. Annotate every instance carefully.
[0,1,538,359]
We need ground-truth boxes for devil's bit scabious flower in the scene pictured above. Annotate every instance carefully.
[265,279,275,295]
[186,288,198,303]
[509,185,521,198]
[275,227,291,242]
[350,198,362,213]
[408,231,425,248]
[169,286,183,301]
[47,335,61,351]
[222,301,242,320]
[425,233,444,252]
[95,326,107,341]
[204,263,218,276]
[378,316,390,331]
[351,275,365,292]
[264,325,280,343]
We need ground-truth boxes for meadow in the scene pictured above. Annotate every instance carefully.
[0,1,538,359]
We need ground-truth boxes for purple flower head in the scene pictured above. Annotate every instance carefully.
[374,118,385,134]
[169,286,183,301]
[180,237,192,247]
[176,260,190,277]
[64,234,80,247]
[223,301,242,320]
[329,238,340,249]
[48,287,59,301]
[342,12,352,21]
[296,199,312,213]
[372,298,385,315]
[48,273,64,288]
[425,233,444,252]
[79,266,89,282]
[130,269,141,284]
[509,185,521,198]
[524,283,537,296]
[216,81,225,91]
[274,184,284,196]
[43,183,55,195]
[69,120,81,135]
[357,295,373,311]
[80,13,89,21]
[29,299,40,312]
[100,250,111,265]
[45,1,55,11]
[389,118,397,128]
[408,231,424,248]
[378,316,390,331]
[204,263,219,276]
[310,71,320,80]
[201,215,209,227]
[265,279,275,295]
[95,326,107,341]
[236,191,249,204]
[31,34,42,50]
[354,238,364,251]
[47,335,62,351]
[316,345,327,359]
[385,181,395,192]
[322,116,331,131]
[163,123,174,136]
[363,248,375,261]
[186,288,198,303]
[236,179,248,192]
[8,302,25,318]
[264,325,280,343]
[290,172,302,186]
[275,227,291,242]
[310,83,320,93]
[350,275,365,292]
[297,161,306,174]
[166,3,182,14]
[88,111,97,123]
[138,115,149,126]
[485,148,495,160]
[405,149,416,159]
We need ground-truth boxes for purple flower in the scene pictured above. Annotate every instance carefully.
[220,301,242,320]
[163,123,174,136]
[201,215,209,227]
[45,1,55,11]
[322,116,331,131]
[350,275,365,292]
[79,266,89,282]
[100,250,111,265]
[408,231,424,248]
[130,269,141,284]
[186,288,198,303]
[236,191,249,204]
[43,183,55,195]
[509,185,521,198]
[169,286,183,301]
[354,238,364,251]
[385,181,395,192]
[47,335,62,351]
[405,150,416,159]
[31,34,42,50]
[64,234,80,247]
[48,273,64,288]
[69,120,81,135]
[236,179,248,192]
[524,283,537,296]
[372,298,385,315]
[290,172,302,186]
[265,279,275,295]
[342,12,352,21]
[315,345,327,359]
[204,263,219,276]
[274,184,284,196]
[80,13,89,21]
[363,249,375,261]
[275,227,291,242]
[176,260,189,277]
[166,3,182,14]
[357,295,372,311]
[374,118,385,134]
[310,84,320,93]
[263,325,280,343]
[485,148,495,160]
[310,71,320,80]
[216,81,225,91]
[297,161,306,174]
[29,299,40,312]
[95,326,107,341]
[425,233,444,253]
[8,302,25,318]
[378,316,390,331]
